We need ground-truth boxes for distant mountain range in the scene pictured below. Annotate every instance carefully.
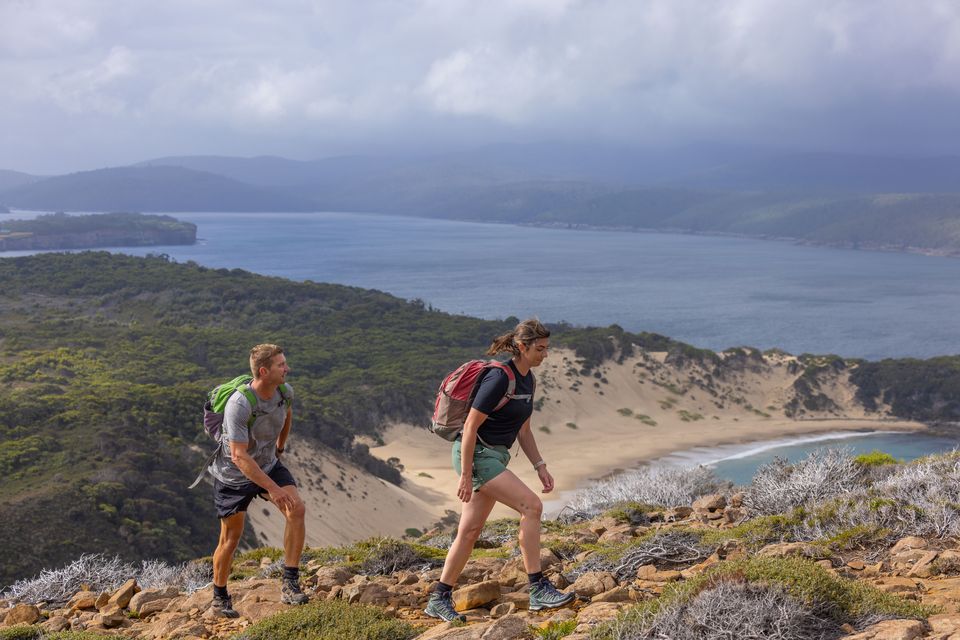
[3,144,960,253]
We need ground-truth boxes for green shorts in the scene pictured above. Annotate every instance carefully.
[452,438,511,491]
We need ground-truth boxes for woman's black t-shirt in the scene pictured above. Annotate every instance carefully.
[470,359,535,447]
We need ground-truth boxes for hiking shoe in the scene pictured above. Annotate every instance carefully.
[281,578,309,605]
[529,579,575,611]
[424,590,466,623]
[211,593,239,618]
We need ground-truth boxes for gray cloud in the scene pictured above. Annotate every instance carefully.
[2,0,960,173]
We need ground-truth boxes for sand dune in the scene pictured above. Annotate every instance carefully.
[246,347,924,547]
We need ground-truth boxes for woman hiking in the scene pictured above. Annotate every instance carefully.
[425,318,575,622]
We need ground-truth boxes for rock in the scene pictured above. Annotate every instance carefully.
[313,566,355,589]
[99,603,123,617]
[928,613,960,636]
[3,603,40,626]
[890,537,929,556]
[570,572,617,597]
[592,586,631,603]
[481,613,533,639]
[129,586,180,616]
[358,583,391,606]
[490,602,516,618]
[848,560,866,571]
[729,492,744,508]
[692,494,727,512]
[664,506,693,521]
[108,578,139,609]
[68,590,99,610]
[908,551,940,578]
[498,558,527,587]
[872,577,920,596]
[588,517,618,536]
[95,591,110,609]
[840,618,924,640]
[41,615,71,632]
[453,580,501,610]
[722,508,744,524]
[498,592,531,610]
[342,582,366,604]
[416,621,488,639]
[98,611,127,628]
[599,524,636,544]
[576,601,625,625]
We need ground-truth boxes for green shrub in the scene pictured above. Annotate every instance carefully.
[854,450,899,467]
[617,408,634,417]
[565,422,578,429]
[233,599,419,640]
[532,619,578,639]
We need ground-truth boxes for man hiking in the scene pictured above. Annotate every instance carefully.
[207,344,308,617]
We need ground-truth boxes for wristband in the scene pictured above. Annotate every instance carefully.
[277,447,285,454]
[533,460,546,470]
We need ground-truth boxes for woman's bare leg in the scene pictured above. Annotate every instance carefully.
[439,489,498,585]
[475,470,543,573]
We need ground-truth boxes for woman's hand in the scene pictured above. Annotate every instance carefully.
[457,472,474,503]
[538,466,555,493]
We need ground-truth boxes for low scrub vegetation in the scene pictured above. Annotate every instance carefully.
[567,465,726,516]
[596,556,934,640]
[232,599,418,640]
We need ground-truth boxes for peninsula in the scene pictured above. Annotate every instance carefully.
[0,211,196,251]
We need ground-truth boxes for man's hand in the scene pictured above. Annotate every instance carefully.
[268,485,298,513]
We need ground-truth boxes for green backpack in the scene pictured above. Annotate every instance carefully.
[188,375,291,489]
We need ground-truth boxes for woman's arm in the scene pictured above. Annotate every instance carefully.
[457,407,488,502]
[517,419,554,492]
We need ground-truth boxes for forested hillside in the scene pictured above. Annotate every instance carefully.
[2,252,958,587]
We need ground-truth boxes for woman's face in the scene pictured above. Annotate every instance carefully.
[520,338,550,368]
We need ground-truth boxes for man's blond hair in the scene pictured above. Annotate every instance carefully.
[250,344,284,379]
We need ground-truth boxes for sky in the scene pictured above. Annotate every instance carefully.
[3,0,960,174]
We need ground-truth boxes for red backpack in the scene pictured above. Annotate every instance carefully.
[429,360,534,441]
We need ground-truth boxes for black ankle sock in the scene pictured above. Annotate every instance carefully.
[283,566,300,581]
[213,585,229,599]
[528,571,544,584]
[435,581,454,595]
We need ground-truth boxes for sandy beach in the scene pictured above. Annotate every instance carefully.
[245,347,926,548]
[369,348,925,522]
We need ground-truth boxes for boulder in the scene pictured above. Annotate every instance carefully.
[313,566,355,589]
[453,580,501,610]
[3,603,41,626]
[480,613,535,639]
[490,602,515,618]
[576,601,625,625]
[68,590,99,610]
[908,551,940,578]
[692,494,727,512]
[108,578,139,609]
[890,537,929,556]
[416,621,489,639]
[129,586,180,616]
[41,615,71,632]
[840,618,924,640]
[757,542,817,558]
[570,572,617,597]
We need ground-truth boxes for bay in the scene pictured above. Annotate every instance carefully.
[4,210,960,360]
[659,430,959,486]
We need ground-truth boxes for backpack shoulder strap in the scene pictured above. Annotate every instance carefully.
[278,383,292,405]
[236,384,259,428]
[490,361,518,412]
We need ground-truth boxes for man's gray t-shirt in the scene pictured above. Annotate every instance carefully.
[209,384,294,487]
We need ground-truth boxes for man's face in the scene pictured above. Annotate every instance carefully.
[261,353,290,385]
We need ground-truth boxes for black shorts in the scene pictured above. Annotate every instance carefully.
[213,461,297,519]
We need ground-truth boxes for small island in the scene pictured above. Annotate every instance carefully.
[0,211,197,251]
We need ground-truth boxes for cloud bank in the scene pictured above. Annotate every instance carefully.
[2,0,959,172]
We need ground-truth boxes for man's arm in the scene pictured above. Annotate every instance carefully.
[229,441,296,510]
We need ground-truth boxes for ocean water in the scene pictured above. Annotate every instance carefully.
[5,210,960,360]
[659,430,959,486]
